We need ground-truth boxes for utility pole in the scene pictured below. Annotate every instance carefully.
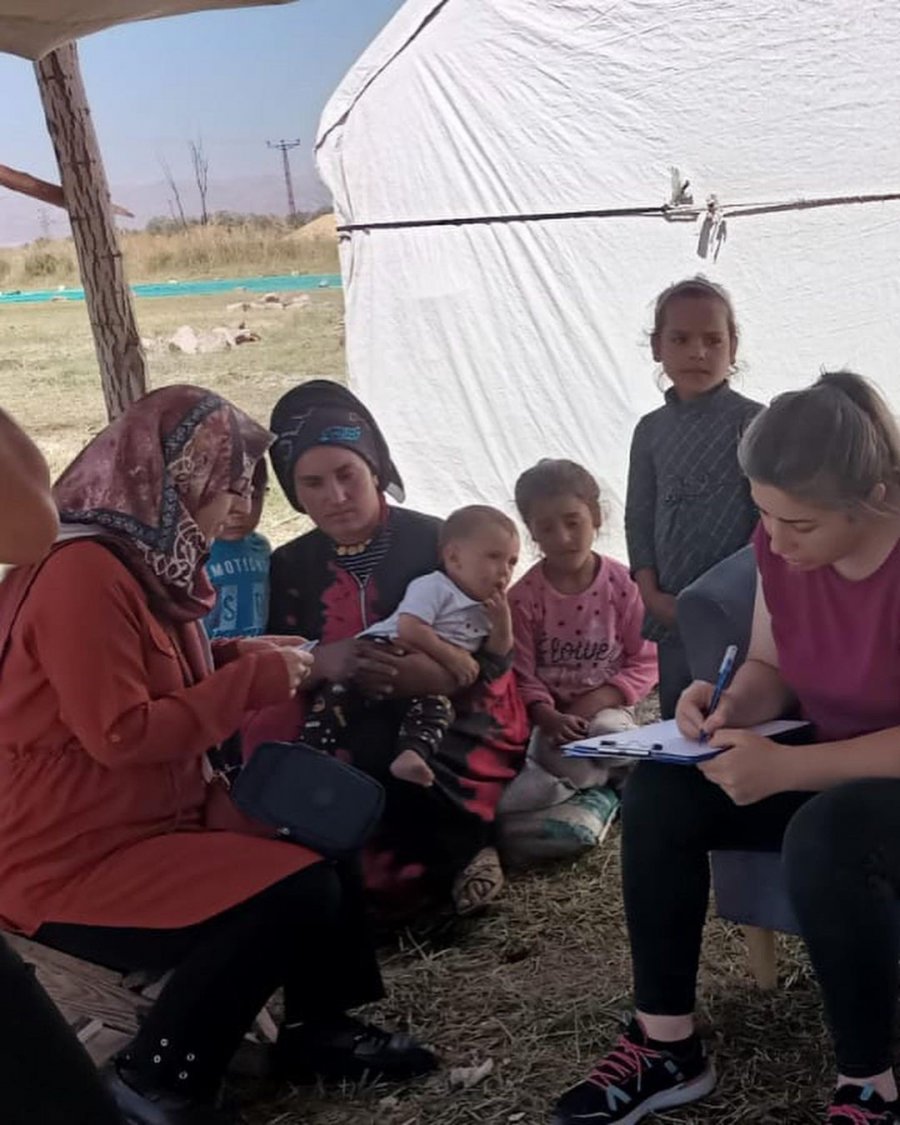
[267,138,301,219]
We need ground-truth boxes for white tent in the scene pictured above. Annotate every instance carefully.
[316,0,900,559]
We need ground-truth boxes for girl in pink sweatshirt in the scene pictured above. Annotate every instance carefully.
[509,459,658,788]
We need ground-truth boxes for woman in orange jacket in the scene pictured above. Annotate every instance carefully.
[0,386,434,1125]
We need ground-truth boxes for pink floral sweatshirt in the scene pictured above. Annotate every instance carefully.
[509,555,658,711]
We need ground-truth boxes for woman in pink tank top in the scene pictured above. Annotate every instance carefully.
[552,372,900,1125]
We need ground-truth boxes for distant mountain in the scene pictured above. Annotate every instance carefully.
[0,171,331,246]
[0,191,53,246]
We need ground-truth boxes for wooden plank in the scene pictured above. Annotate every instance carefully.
[253,1005,279,1044]
[5,931,278,1073]
[73,1017,131,1066]
[79,1025,133,1067]
[73,1016,104,1042]
[742,924,779,990]
[5,934,128,988]
[4,933,146,1033]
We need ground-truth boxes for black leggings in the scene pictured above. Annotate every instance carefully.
[36,862,383,1098]
[0,936,124,1124]
[656,635,693,720]
[622,764,900,1076]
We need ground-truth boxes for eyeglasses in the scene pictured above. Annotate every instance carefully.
[227,484,269,501]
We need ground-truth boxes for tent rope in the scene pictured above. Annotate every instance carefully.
[336,190,900,234]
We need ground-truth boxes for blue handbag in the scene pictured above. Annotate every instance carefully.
[230,740,385,859]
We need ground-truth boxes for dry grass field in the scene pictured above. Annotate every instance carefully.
[0,216,339,290]
[0,286,344,542]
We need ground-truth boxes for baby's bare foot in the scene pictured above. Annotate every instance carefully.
[390,748,435,787]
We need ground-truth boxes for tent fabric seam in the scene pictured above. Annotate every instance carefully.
[315,0,451,154]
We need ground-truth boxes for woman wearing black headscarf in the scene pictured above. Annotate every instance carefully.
[261,380,528,916]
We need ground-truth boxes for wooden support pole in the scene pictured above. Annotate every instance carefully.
[742,924,778,991]
[34,42,146,420]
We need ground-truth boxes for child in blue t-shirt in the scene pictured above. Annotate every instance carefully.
[205,459,271,639]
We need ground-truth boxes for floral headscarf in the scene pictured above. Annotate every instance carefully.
[53,385,272,622]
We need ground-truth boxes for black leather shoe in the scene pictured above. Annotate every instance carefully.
[274,1016,438,1084]
[104,1065,238,1125]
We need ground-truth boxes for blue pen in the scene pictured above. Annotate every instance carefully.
[699,644,738,744]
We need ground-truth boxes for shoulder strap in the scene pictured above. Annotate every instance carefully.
[0,548,59,672]
[0,537,132,674]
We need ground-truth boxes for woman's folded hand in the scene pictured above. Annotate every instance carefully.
[277,647,315,693]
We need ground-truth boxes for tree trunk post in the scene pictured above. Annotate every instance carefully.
[34,42,146,420]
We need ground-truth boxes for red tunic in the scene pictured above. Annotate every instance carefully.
[0,541,318,936]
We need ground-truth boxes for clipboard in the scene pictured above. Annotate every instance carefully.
[562,718,809,765]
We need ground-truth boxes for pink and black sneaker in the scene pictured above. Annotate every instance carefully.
[552,1016,715,1125]
[828,1085,900,1123]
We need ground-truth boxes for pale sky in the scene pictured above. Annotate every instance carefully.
[1,0,405,189]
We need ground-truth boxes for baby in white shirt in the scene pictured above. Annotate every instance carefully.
[305,505,520,787]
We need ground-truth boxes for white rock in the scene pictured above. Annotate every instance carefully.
[196,327,235,354]
[168,325,200,354]
[448,1058,494,1089]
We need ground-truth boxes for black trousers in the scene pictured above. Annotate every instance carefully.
[656,634,694,720]
[306,689,492,882]
[0,936,124,1124]
[380,767,493,879]
[36,862,384,1098]
[622,764,900,1076]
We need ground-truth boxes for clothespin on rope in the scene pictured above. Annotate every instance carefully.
[697,194,727,260]
[662,165,698,223]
